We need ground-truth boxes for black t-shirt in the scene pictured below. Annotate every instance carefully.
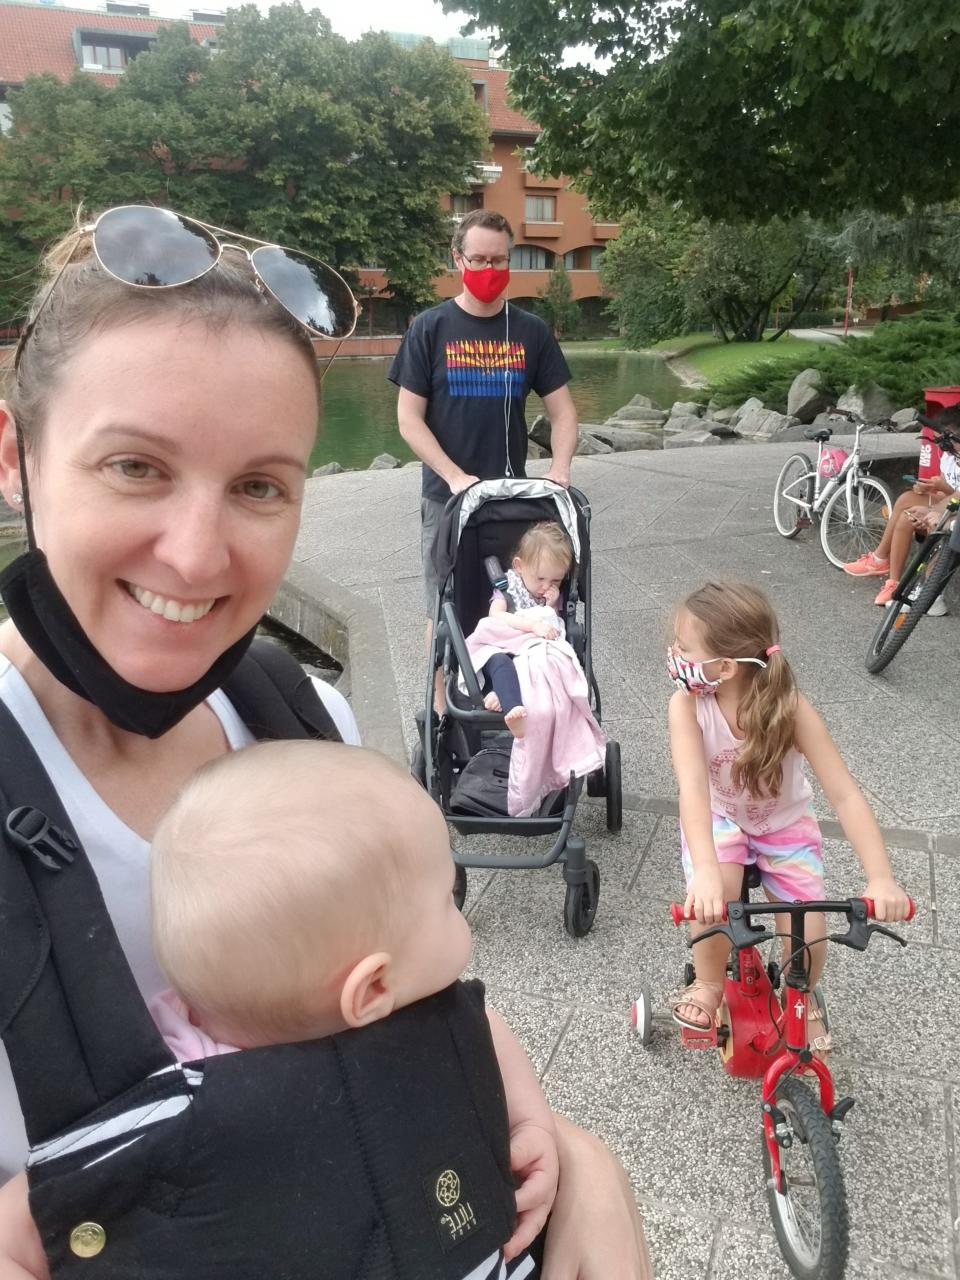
[388,298,572,501]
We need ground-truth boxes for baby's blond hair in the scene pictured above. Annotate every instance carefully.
[514,522,573,573]
[151,741,420,1047]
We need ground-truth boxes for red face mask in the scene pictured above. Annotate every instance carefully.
[461,265,510,304]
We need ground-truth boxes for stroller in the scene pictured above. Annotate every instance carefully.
[412,478,622,937]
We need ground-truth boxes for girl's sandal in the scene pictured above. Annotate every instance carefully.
[808,1006,833,1058]
[668,980,724,1031]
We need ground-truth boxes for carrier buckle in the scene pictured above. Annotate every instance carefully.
[5,806,77,871]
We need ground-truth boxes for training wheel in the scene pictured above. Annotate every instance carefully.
[453,864,467,911]
[631,987,653,1047]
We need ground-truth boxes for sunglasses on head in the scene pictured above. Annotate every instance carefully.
[15,205,359,373]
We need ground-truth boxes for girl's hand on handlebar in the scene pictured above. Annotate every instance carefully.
[912,480,939,495]
[863,876,912,922]
[684,866,726,925]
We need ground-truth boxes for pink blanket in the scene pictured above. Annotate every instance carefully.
[465,614,606,817]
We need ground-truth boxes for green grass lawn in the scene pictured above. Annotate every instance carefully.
[560,336,626,350]
[652,331,836,384]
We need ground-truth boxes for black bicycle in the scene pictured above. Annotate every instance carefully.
[866,488,960,674]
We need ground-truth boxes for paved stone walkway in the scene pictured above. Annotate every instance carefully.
[291,435,957,1279]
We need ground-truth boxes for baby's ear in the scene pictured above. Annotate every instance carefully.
[339,953,395,1028]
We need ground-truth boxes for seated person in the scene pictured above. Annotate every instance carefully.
[7,741,558,1278]
[479,521,572,739]
[844,404,960,606]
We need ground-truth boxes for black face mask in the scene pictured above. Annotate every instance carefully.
[0,549,256,739]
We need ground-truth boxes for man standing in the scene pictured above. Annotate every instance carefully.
[389,209,578,617]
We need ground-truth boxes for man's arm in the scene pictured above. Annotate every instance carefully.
[0,1175,48,1280]
[540,384,577,488]
[396,389,478,495]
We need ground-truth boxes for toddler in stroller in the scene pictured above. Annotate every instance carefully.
[416,479,622,937]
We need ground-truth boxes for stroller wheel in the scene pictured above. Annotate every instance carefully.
[605,740,622,833]
[453,864,467,912]
[586,764,605,798]
[563,859,600,938]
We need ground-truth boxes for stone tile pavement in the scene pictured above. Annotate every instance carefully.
[290,437,958,1278]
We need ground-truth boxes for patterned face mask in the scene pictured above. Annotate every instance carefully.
[666,647,768,696]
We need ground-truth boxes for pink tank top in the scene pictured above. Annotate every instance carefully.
[694,694,812,835]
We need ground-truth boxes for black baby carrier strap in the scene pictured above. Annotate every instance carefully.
[220,635,342,742]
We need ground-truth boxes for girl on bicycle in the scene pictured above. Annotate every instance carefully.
[660,581,911,1039]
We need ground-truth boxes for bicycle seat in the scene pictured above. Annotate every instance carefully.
[804,429,832,442]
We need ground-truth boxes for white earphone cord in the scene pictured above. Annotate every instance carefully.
[503,301,513,478]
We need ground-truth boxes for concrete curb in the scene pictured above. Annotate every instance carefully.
[270,560,405,761]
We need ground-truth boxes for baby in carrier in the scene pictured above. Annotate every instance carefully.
[8,741,557,1278]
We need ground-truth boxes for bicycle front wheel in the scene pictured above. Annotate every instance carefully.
[763,1077,848,1280]
[865,542,958,675]
[819,475,893,568]
[774,454,814,538]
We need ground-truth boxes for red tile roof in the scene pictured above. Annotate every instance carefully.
[0,0,219,86]
[465,64,538,137]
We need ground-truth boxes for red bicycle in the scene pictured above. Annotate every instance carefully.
[632,883,915,1280]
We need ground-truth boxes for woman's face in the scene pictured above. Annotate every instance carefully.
[5,316,318,692]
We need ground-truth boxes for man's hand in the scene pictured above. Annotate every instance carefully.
[503,1122,559,1261]
[544,465,570,488]
[449,471,480,495]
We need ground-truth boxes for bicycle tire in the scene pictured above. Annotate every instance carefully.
[774,454,814,538]
[819,475,893,569]
[763,1077,848,1280]
[865,541,959,675]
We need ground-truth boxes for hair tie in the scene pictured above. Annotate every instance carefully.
[765,645,781,657]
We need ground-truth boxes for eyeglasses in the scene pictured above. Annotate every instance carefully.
[15,205,359,374]
[459,253,511,270]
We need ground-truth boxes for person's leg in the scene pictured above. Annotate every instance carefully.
[671,816,749,1028]
[484,653,527,738]
[847,488,913,568]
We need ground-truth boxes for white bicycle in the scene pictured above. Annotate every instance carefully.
[773,409,895,569]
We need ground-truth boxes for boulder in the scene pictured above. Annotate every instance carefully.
[702,417,738,438]
[664,429,721,449]
[528,413,553,451]
[736,407,802,441]
[626,392,661,411]
[368,452,401,470]
[312,461,344,476]
[662,414,704,435]
[836,383,896,422]
[786,368,833,424]
[891,407,920,430]
[588,424,662,451]
[732,396,764,424]
[607,405,668,425]
[668,400,704,419]
[575,430,613,455]
[527,440,549,460]
[710,406,739,425]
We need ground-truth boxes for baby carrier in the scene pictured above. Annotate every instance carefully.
[415,479,622,938]
[0,640,531,1280]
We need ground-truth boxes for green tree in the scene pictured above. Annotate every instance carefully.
[0,5,488,322]
[452,0,960,220]
[535,262,580,338]
[599,204,692,346]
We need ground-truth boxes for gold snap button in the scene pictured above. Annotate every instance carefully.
[70,1222,106,1258]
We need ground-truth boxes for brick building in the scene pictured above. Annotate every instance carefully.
[0,5,616,331]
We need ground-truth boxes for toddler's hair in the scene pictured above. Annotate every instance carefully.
[151,741,419,1046]
[514,521,574,573]
[681,582,797,799]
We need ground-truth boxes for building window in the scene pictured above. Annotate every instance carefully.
[563,250,576,270]
[588,246,604,270]
[451,192,483,216]
[81,43,129,69]
[0,102,11,135]
[472,80,487,109]
[513,246,552,270]
[525,195,556,222]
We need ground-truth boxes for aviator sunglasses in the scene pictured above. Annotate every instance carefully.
[14,205,359,375]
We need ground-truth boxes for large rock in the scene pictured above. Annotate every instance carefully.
[626,392,661,411]
[588,424,662,451]
[607,405,668,424]
[575,430,613,455]
[668,400,704,419]
[527,440,549,460]
[664,429,721,449]
[787,368,834,424]
[732,396,764,425]
[312,461,344,476]
[891,407,920,430]
[368,452,401,470]
[710,406,739,425]
[737,406,802,441]
[836,383,896,422]
[702,417,738,438]
[662,414,704,435]
[528,414,553,452]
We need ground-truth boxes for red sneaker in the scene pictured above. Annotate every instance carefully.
[844,552,890,577]
[874,578,899,606]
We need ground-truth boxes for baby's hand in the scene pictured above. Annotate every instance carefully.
[863,876,912,922]
[542,584,561,608]
[533,620,560,640]
[684,865,726,925]
[503,1121,559,1261]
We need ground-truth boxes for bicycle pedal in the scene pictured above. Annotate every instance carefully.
[796,517,812,530]
[679,1024,718,1050]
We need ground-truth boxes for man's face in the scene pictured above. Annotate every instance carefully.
[454,226,512,273]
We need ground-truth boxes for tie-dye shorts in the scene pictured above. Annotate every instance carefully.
[680,809,825,903]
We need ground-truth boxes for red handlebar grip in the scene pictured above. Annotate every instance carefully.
[863,896,916,921]
[670,902,728,925]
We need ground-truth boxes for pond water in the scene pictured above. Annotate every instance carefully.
[311,349,683,471]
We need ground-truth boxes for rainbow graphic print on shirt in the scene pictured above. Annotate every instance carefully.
[445,339,527,397]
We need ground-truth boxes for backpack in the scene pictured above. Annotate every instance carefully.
[0,640,526,1279]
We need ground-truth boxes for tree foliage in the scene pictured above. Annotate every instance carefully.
[453,0,960,220]
[0,5,488,323]
[535,262,580,337]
